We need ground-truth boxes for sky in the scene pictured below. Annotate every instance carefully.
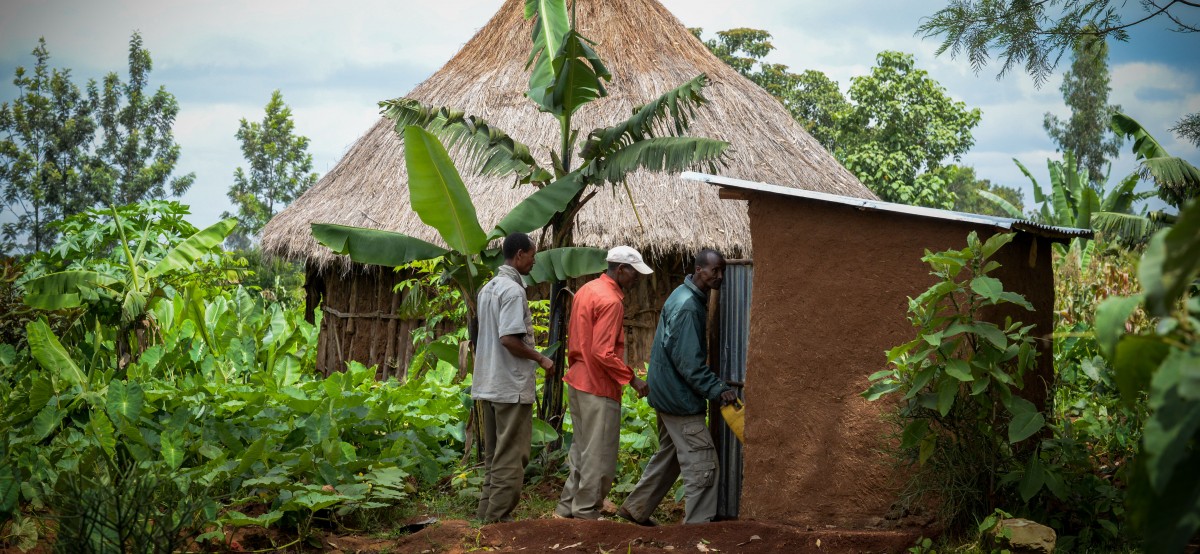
[1,0,1198,233]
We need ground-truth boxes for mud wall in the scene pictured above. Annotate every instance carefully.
[738,193,1054,528]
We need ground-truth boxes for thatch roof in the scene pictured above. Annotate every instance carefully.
[260,0,874,271]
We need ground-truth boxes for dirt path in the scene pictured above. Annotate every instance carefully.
[325,518,922,553]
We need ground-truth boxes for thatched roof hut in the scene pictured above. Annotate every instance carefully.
[261,0,874,375]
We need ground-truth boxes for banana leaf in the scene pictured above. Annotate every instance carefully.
[27,319,87,390]
[311,224,448,267]
[526,247,607,284]
[145,218,237,278]
[23,271,121,310]
[490,172,588,240]
[404,126,488,255]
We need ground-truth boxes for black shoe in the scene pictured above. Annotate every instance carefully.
[616,506,657,527]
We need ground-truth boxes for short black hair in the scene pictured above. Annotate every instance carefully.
[695,248,723,269]
[503,232,534,260]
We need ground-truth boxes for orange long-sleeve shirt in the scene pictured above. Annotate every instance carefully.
[563,273,635,401]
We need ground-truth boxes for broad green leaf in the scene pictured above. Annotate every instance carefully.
[221,510,284,528]
[1094,294,1142,360]
[549,32,610,117]
[918,433,936,465]
[236,436,268,475]
[32,404,64,441]
[1019,453,1045,501]
[524,0,571,111]
[28,378,52,412]
[972,322,1008,349]
[106,380,145,426]
[531,417,559,445]
[0,464,18,514]
[862,381,901,401]
[526,247,608,284]
[935,377,958,416]
[583,74,713,159]
[491,172,588,239]
[145,218,236,278]
[88,411,117,457]
[976,190,1024,218]
[26,319,87,390]
[944,359,974,381]
[979,232,1014,260]
[22,271,119,310]
[970,275,1004,303]
[1008,397,1045,443]
[1113,335,1170,403]
[1141,199,1200,317]
[161,433,185,470]
[1142,349,1200,492]
[288,491,343,512]
[404,126,488,254]
[900,420,929,450]
[311,223,448,267]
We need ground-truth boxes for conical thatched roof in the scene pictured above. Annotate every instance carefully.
[261,0,874,271]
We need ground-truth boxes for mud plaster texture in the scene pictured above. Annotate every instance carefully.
[737,193,1056,529]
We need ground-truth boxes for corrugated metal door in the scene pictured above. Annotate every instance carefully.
[714,260,751,519]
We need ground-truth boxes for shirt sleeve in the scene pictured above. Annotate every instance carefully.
[667,306,729,400]
[496,286,529,337]
[587,299,635,386]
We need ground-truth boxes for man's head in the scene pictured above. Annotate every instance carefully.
[605,245,653,290]
[692,248,725,293]
[503,232,537,275]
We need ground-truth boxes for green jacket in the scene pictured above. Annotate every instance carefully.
[646,276,730,416]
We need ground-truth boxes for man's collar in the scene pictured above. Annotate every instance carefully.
[683,275,706,300]
[497,264,526,288]
[599,272,624,298]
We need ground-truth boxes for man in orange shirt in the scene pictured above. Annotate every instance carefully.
[554,246,653,520]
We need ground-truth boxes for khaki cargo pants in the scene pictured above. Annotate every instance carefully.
[476,400,532,523]
[620,412,719,524]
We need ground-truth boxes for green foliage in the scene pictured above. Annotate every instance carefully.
[864,232,1042,528]
[1042,32,1123,186]
[839,51,982,209]
[222,90,318,249]
[1111,112,1200,210]
[0,38,96,253]
[88,32,195,207]
[1095,198,1200,552]
[943,165,1025,217]
[917,0,1199,85]
[1,34,193,255]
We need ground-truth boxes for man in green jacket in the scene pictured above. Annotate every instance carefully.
[618,249,738,525]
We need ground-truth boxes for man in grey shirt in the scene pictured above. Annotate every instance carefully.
[473,232,555,523]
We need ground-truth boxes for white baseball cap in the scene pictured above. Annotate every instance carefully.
[606,245,653,274]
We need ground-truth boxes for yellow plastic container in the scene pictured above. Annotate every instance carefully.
[720,398,745,443]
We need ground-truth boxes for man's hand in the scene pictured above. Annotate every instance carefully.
[630,376,649,398]
[719,389,738,406]
[538,354,555,372]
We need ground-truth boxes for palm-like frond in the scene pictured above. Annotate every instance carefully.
[580,74,712,163]
[380,99,551,184]
[582,136,728,186]
[975,189,1024,219]
[1091,210,1174,246]
[1113,112,1200,208]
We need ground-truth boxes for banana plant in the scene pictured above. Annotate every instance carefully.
[23,206,236,365]
[312,126,608,321]
[1090,112,1200,245]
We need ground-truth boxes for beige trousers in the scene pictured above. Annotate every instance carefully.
[555,386,621,519]
[476,400,532,523]
[620,412,719,524]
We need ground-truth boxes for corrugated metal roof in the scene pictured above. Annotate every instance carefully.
[683,172,1093,241]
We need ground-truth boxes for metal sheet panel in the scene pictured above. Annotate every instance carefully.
[715,261,752,519]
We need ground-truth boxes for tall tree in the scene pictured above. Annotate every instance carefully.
[0,38,96,254]
[223,90,318,249]
[838,51,982,208]
[88,32,194,206]
[1043,32,1123,186]
[917,0,1198,85]
[691,28,849,151]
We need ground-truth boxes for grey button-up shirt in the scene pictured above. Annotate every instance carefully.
[472,264,537,404]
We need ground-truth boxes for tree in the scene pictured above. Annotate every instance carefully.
[691,28,849,151]
[1172,112,1200,148]
[88,32,194,206]
[223,90,318,249]
[838,51,982,208]
[1043,32,1123,186]
[0,38,96,254]
[942,165,1025,217]
[917,0,1199,86]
